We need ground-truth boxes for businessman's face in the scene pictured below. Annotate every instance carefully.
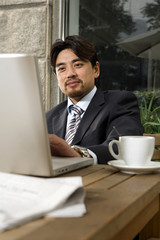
[55,49,100,104]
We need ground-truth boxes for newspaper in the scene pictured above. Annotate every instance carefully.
[0,172,86,232]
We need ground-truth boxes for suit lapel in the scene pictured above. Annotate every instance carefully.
[72,90,105,145]
[52,103,68,138]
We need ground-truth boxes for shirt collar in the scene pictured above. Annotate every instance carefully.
[67,86,97,113]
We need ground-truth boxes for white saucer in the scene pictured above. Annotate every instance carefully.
[108,160,160,174]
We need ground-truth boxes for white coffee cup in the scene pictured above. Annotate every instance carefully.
[109,136,155,166]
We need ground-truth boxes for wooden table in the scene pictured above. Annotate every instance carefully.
[1,164,160,240]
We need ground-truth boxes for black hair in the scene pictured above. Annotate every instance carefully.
[50,35,98,73]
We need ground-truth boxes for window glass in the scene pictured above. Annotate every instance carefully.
[69,0,160,92]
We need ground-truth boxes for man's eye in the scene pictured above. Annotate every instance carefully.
[75,63,83,67]
[58,67,65,72]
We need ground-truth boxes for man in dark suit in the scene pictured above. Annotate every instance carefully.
[46,35,143,164]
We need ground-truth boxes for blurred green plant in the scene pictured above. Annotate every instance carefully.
[134,91,160,134]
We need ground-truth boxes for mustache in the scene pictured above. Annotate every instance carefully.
[65,79,82,86]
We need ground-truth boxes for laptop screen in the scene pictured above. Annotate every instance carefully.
[0,54,53,176]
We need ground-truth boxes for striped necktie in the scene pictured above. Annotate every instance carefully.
[65,105,83,145]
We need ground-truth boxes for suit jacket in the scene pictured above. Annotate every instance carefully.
[46,90,144,164]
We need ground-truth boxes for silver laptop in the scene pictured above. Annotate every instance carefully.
[0,54,93,177]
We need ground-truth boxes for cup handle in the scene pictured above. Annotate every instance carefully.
[109,140,120,159]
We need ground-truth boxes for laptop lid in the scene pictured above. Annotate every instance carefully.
[0,54,93,177]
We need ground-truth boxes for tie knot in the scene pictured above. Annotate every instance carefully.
[71,105,83,116]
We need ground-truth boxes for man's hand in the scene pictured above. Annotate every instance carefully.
[48,134,81,157]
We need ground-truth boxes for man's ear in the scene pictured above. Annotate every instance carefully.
[94,61,100,78]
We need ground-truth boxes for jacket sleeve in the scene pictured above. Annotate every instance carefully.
[87,91,144,164]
